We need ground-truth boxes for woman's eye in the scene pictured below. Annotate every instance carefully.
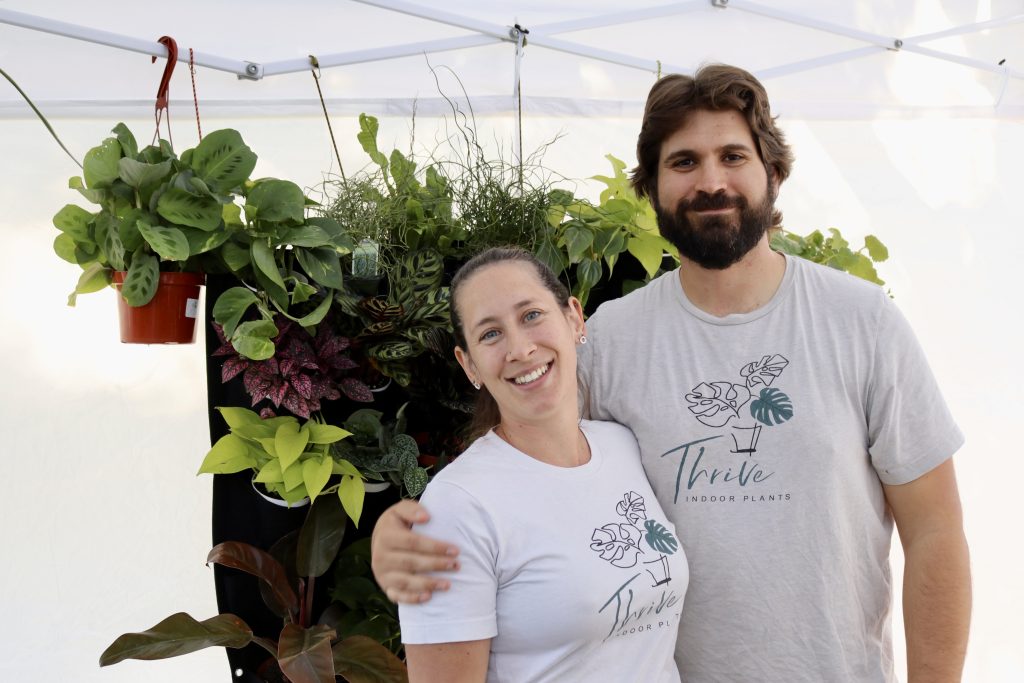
[524,310,542,322]
[480,329,499,342]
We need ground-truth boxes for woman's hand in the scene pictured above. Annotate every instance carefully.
[371,499,461,604]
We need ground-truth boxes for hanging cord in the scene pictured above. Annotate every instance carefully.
[309,55,346,185]
[0,66,82,170]
[512,24,528,179]
[189,48,202,141]
[151,35,178,148]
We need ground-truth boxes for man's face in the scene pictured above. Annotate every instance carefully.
[653,108,776,270]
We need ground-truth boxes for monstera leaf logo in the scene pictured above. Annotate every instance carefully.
[685,381,752,427]
[749,387,794,426]
[643,520,678,554]
[590,523,643,568]
[615,491,647,525]
[741,354,789,389]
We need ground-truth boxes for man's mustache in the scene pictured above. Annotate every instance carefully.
[680,192,748,212]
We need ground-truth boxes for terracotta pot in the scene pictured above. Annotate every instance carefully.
[112,271,204,344]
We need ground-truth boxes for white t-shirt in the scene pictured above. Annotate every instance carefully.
[400,420,686,683]
[579,253,964,682]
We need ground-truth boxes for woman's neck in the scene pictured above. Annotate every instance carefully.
[495,414,591,468]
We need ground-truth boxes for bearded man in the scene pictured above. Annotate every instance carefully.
[369,64,971,683]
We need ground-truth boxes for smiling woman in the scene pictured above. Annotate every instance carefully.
[397,247,688,683]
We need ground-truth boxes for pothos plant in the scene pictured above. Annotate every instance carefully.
[198,407,367,525]
[100,495,407,683]
[52,123,257,306]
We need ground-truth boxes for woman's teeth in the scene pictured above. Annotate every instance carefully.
[513,363,550,385]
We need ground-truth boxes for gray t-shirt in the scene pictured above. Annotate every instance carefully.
[579,253,963,682]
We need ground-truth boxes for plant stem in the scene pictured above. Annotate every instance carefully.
[0,66,83,170]
[303,575,316,628]
[252,636,278,657]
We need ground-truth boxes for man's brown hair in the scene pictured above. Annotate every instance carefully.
[630,64,794,226]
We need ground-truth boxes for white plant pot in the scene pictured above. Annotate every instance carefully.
[363,481,391,493]
[251,477,309,508]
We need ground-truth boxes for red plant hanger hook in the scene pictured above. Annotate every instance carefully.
[151,35,178,147]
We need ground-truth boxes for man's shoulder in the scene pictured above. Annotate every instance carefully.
[589,268,677,326]
[788,253,889,312]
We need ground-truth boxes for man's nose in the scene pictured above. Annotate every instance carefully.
[694,162,728,195]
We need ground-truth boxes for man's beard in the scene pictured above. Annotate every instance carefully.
[654,184,774,270]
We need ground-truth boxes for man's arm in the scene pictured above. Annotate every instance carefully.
[370,500,461,603]
[405,639,490,683]
[883,458,971,683]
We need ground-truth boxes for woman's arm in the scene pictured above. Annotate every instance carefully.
[405,639,491,683]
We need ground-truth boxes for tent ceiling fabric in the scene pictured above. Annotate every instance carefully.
[1,0,1021,120]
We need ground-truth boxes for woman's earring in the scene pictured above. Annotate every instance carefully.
[472,381,481,390]
[578,335,587,345]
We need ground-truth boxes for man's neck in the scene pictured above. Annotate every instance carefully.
[677,236,787,317]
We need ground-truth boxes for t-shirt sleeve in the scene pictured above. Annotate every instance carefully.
[398,479,500,644]
[578,310,609,421]
[866,295,964,485]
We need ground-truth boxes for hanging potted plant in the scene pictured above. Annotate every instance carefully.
[52,122,257,343]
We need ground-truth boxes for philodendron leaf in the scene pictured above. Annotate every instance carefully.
[295,247,343,290]
[337,475,365,528]
[99,612,252,666]
[118,158,172,190]
[278,623,336,683]
[137,221,189,261]
[276,421,310,471]
[627,233,664,278]
[302,457,333,503]
[332,635,408,683]
[120,250,159,306]
[198,434,257,475]
[207,542,299,618]
[276,224,332,248]
[306,423,352,445]
[251,240,287,291]
[217,406,263,429]
[83,138,122,189]
[212,287,260,339]
[276,293,332,328]
[53,204,94,242]
[232,319,278,360]
[189,129,257,193]
[297,488,347,578]
[68,262,111,306]
[246,179,306,224]
[157,187,222,231]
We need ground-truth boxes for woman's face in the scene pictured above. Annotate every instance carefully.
[454,261,585,428]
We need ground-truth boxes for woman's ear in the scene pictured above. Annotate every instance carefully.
[567,296,586,340]
[454,346,478,386]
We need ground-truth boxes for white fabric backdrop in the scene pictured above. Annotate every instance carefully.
[1,1,1021,681]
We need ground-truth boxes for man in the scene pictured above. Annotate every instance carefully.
[371,64,971,682]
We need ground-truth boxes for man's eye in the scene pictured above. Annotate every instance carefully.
[672,158,694,168]
[724,153,744,162]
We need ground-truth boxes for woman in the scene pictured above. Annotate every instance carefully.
[399,247,687,682]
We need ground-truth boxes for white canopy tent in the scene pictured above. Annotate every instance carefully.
[1,1,1021,681]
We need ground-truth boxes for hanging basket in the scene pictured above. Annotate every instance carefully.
[112,271,205,344]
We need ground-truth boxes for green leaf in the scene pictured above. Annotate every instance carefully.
[848,253,883,285]
[276,225,332,248]
[181,225,231,255]
[68,262,111,306]
[232,319,278,360]
[220,240,251,273]
[83,138,122,189]
[198,434,256,474]
[295,247,343,290]
[68,175,106,204]
[207,542,299,618]
[117,209,145,252]
[213,287,261,339]
[118,158,172,190]
[332,635,408,683]
[246,179,306,223]
[255,459,284,484]
[297,494,347,578]
[102,216,127,271]
[306,423,352,445]
[120,250,159,306]
[251,240,287,290]
[276,421,310,471]
[111,123,139,159]
[864,235,889,262]
[278,624,336,683]
[562,223,594,263]
[291,280,317,306]
[534,239,568,275]
[626,234,664,278]
[99,613,252,666]
[283,460,305,492]
[356,114,389,174]
[189,129,257,193]
[303,457,334,503]
[337,475,365,528]
[53,204,94,241]
[157,187,222,231]
[54,233,78,264]
[576,258,603,292]
[278,292,332,328]
[217,406,263,429]
[137,220,189,261]
[403,467,428,498]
